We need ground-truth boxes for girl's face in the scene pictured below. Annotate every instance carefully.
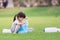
[18,17,24,21]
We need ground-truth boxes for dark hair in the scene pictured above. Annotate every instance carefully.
[13,12,26,22]
[13,14,17,22]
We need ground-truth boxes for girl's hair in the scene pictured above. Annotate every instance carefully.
[13,12,26,22]
[13,14,17,22]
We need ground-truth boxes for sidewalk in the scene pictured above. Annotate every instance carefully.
[7,0,14,8]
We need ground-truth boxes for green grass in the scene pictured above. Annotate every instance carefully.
[0,7,60,40]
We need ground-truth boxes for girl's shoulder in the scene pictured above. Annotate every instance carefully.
[14,20,19,24]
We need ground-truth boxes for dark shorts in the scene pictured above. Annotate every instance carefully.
[3,2,8,8]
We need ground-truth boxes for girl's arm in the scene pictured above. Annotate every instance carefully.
[13,24,20,34]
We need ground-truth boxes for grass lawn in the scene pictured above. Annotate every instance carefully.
[0,7,60,40]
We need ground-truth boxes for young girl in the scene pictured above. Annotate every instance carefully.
[11,12,33,34]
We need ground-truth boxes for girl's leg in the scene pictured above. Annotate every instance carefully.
[18,23,34,33]
[18,24,28,33]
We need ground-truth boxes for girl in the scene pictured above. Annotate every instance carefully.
[11,12,33,34]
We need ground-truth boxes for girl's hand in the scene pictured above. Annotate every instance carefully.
[19,21,25,25]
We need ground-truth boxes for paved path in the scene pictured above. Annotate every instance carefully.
[7,0,14,8]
